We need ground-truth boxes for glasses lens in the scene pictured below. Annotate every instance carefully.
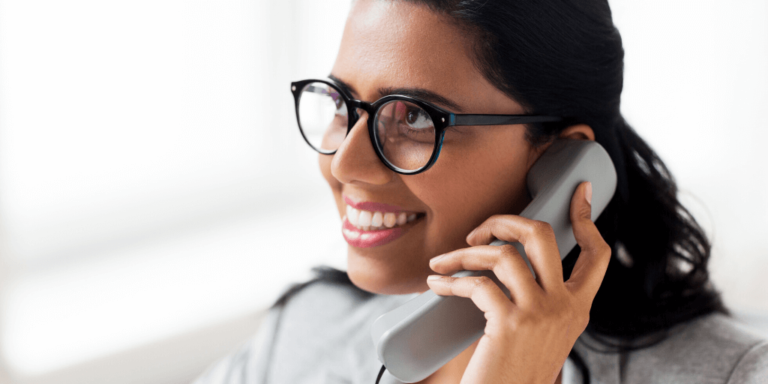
[373,100,437,171]
[297,82,348,153]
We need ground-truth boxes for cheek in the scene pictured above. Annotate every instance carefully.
[319,153,339,190]
[319,153,347,218]
[406,135,532,250]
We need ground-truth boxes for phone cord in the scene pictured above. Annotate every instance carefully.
[374,365,386,384]
[373,351,588,384]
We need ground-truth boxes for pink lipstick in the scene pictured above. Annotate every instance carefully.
[343,195,414,214]
[341,216,406,248]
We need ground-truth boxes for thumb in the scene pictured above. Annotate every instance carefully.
[570,181,598,250]
[572,181,593,225]
[567,181,612,301]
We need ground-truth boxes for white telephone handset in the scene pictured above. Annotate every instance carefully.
[371,139,618,383]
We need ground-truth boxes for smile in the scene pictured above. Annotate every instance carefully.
[341,196,425,248]
[346,206,418,231]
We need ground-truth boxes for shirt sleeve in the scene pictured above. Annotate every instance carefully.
[727,340,768,384]
[191,306,283,384]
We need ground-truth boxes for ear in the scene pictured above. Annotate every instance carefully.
[527,124,596,168]
[558,124,595,141]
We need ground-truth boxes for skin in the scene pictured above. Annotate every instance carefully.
[318,1,612,383]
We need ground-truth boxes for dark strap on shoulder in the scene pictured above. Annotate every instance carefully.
[270,265,371,309]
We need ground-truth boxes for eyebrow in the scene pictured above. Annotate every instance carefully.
[328,74,358,97]
[328,74,464,113]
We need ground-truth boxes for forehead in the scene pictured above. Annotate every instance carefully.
[332,0,486,100]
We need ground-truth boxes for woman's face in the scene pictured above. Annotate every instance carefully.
[321,0,545,295]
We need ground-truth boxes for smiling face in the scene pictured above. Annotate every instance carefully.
[320,0,544,295]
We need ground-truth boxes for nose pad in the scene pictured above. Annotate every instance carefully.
[330,107,393,185]
[353,107,383,150]
[353,107,368,125]
[348,107,373,145]
[345,108,367,140]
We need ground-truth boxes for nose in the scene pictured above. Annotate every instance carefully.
[330,109,395,185]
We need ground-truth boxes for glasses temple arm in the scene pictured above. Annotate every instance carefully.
[450,114,564,126]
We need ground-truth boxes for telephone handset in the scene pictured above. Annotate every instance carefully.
[371,139,618,383]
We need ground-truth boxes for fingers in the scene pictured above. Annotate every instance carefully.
[465,215,564,292]
[429,244,540,306]
[427,274,515,316]
[564,181,612,303]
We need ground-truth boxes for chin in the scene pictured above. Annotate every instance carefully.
[346,246,430,295]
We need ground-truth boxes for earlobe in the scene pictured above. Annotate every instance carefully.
[558,124,595,141]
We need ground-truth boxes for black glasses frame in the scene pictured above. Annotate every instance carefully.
[291,78,564,175]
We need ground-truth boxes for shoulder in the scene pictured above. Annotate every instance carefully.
[276,270,379,322]
[728,339,768,384]
[194,269,415,384]
[273,273,412,351]
[265,270,416,383]
[622,313,768,384]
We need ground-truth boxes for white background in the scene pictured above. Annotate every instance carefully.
[0,1,766,383]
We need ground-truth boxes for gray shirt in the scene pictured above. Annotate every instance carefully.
[193,279,768,384]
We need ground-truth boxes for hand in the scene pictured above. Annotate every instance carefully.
[426,181,611,384]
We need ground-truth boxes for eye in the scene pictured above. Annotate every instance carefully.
[330,92,347,116]
[404,107,431,129]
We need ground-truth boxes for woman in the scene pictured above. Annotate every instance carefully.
[194,1,768,383]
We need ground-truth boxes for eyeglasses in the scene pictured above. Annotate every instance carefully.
[290,79,564,175]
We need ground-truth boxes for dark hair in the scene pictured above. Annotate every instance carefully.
[275,0,728,381]
[397,0,728,336]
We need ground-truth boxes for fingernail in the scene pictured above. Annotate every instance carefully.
[430,254,446,264]
[585,182,593,204]
[427,275,444,281]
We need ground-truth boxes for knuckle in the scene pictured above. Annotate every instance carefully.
[481,259,496,271]
[592,241,611,258]
[469,276,497,296]
[600,242,612,257]
[495,245,518,272]
[497,243,519,256]
[583,237,611,257]
[472,276,495,289]
[530,220,554,238]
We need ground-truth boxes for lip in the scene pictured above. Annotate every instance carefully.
[341,217,404,248]
[342,214,427,248]
[343,194,418,214]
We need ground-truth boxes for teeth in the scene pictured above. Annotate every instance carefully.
[346,205,420,232]
[384,213,396,228]
[347,206,359,226]
[371,212,383,227]
[397,212,407,225]
[358,210,372,227]
[342,228,360,239]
